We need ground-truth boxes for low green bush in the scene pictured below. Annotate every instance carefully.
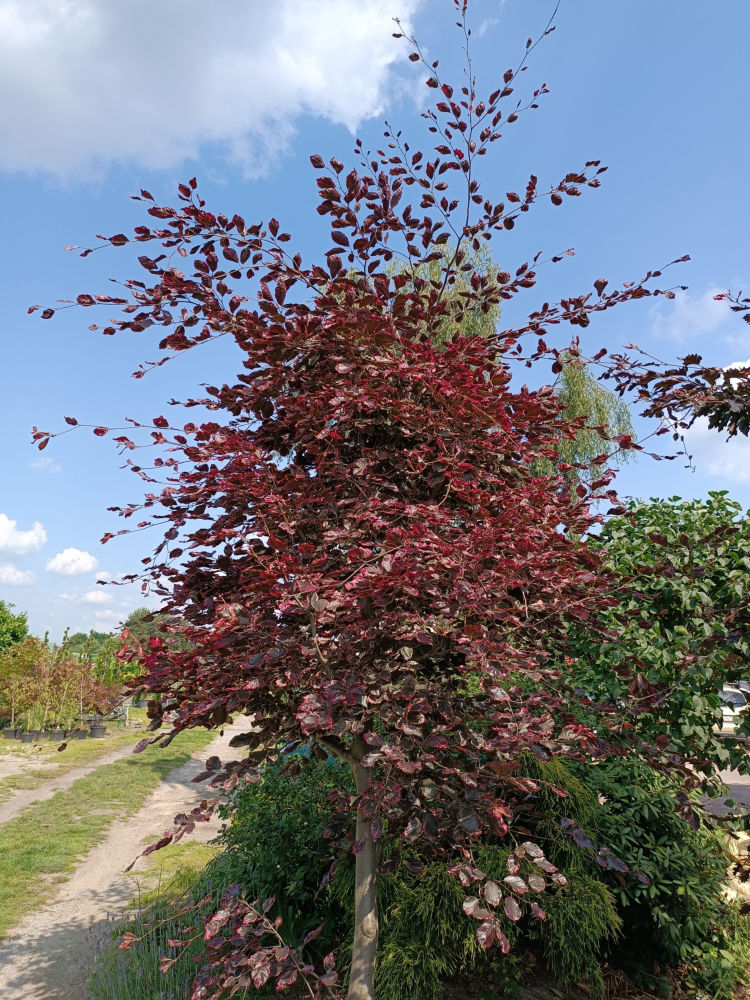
[208,753,353,952]
[574,755,749,997]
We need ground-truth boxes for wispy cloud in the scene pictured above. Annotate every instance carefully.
[30,456,62,475]
[683,417,750,484]
[93,608,122,623]
[0,513,47,554]
[650,286,728,344]
[0,563,34,586]
[82,589,111,604]
[0,0,422,179]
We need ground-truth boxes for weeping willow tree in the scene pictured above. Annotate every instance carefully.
[544,349,636,485]
[387,240,501,346]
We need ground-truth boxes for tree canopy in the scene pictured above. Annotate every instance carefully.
[0,600,28,651]
[571,492,750,780]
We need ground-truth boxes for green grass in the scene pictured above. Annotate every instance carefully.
[127,841,221,910]
[0,727,215,937]
[0,725,156,805]
[0,709,151,798]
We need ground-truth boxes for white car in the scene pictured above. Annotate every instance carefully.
[718,686,749,735]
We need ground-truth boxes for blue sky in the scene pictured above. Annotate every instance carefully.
[1,0,749,641]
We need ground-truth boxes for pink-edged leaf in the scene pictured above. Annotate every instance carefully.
[475,921,496,948]
[303,924,323,946]
[497,930,511,954]
[204,908,232,940]
[277,969,298,989]
[483,880,502,907]
[503,875,528,894]
[504,896,522,922]
[252,961,272,988]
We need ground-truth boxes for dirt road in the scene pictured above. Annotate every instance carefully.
[0,721,249,1000]
[0,742,138,825]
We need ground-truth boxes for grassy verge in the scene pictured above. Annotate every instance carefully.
[0,726,154,805]
[127,840,221,909]
[0,727,215,937]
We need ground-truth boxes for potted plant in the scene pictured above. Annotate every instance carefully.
[20,731,34,744]
[89,717,107,738]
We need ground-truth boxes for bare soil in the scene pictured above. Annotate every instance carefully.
[0,720,248,1000]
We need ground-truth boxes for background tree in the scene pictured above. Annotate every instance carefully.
[388,240,501,346]
[0,600,28,651]
[62,626,142,685]
[569,492,750,781]
[553,348,635,479]
[119,607,189,664]
[0,635,38,727]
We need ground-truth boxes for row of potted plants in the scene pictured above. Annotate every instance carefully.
[3,720,108,741]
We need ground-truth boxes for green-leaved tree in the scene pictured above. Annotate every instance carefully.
[0,601,28,651]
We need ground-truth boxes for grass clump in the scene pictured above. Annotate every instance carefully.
[128,841,221,911]
[0,726,214,937]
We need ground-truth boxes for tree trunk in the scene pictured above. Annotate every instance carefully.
[347,743,378,1000]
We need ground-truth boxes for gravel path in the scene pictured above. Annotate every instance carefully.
[0,721,250,1000]
[0,742,139,825]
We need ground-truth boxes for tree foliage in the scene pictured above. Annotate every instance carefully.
[0,600,28,651]
[33,4,741,998]
[570,492,750,781]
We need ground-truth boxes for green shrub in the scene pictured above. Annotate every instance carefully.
[90,755,351,1000]
[574,755,747,996]
[210,753,353,950]
[533,876,620,999]
[92,748,749,1000]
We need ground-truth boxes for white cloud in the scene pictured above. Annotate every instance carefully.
[683,417,750,484]
[93,608,121,623]
[0,563,35,586]
[650,287,728,343]
[95,570,111,582]
[82,589,112,604]
[0,513,47,554]
[30,456,62,474]
[0,0,422,178]
[46,547,98,575]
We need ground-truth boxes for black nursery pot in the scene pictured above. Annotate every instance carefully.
[74,729,88,740]
[88,725,107,739]
[3,728,18,739]
[20,732,34,743]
